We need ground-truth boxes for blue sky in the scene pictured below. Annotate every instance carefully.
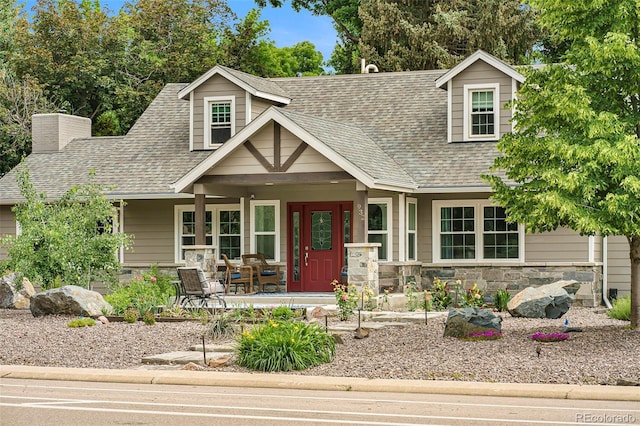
[22,0,338,63]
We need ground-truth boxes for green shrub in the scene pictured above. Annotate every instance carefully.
[430,278,453,311]
[67,317,97,327]
[123,307,139,323]
[607,295,631,321]
[462,283,485,308]
[271,306,295,321]
[236,320,335,372]
[494,289,511,312]
[142,311,156,325]
[104,266,175,315]
[205,311,236,340]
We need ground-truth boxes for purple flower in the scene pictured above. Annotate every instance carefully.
[531,332,570,342]
[464,330,502,340]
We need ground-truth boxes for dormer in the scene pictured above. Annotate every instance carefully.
[435,50,524,143]
[177,66,291,151]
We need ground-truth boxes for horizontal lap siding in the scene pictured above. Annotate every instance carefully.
[525,227,589,262]
[607,236,631,296]
[0,205,15,259]
[123,199,177,265]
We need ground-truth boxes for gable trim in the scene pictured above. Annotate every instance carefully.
[171,107,388,193]
[178,66,291,105]
[435,50,525,89]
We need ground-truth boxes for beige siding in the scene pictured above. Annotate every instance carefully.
[251,97,275,120]
[123,199,179,265]
[192,74,247,150]
[607,236,631,297]
[212,124,342,175]
[0,205,16,259]
[525,227,589,262]
[450,60,514,143]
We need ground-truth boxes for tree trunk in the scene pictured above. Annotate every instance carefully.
[630,237,640,328]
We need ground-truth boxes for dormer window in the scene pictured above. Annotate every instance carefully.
[463,83,499,141]
[204,96,235,148]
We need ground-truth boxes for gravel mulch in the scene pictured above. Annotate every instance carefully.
[1,307,638,385]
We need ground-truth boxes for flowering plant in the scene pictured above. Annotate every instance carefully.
[331,279,358,320]
[430,278,453,311]
[463,282,485,308]
[530,332,570,342]
[464,330,503,341]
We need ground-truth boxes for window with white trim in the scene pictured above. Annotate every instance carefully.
[406,198,417,261]
[368,198,392,261]
[204,96,235,148]
[250,200,280,261]
[432,200,522,262]
[463,84,499,141]
[175,204,241,262]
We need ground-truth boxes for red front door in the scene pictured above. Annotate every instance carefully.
[287,202,352,292]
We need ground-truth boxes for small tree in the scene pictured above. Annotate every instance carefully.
[1,165,131,289]
[483,0,640,327]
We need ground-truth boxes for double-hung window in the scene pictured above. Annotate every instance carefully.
[464,84,499,141]
[433,200,522,262]
[368,198,392,261]
[250,200,280,261]
[204,96,235,148]
[175,204,241,262]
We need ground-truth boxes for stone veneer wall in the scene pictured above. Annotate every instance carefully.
[420,264,603,307]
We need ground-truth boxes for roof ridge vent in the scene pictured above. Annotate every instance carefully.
[360,59,379,74]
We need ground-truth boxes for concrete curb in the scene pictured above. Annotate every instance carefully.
[1,365,638,401]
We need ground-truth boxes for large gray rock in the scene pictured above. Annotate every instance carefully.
[507,280,578,319]
[443,307,502,338]
[30,285,112,317]
[0,273,36,309]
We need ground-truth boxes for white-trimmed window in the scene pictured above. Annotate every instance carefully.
[175,204,241,262]
[204,96,235,148]
[368,198,392,261]
[250,200,280,261]
[432,200,523,262]
[463,83,499,141]
[406,198,417,261]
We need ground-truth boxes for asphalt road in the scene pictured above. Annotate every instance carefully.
[1,378,638,426]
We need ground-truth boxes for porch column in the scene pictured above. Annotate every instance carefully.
[353,184,368,243]
[345,243,381,306]
[195,193,206,245]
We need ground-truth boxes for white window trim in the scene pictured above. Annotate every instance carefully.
[249,200,280,262]
[406,197,418,261]
[432,200,524,263]
[463,83,500,141]
[203,96,235,149]
[368,197,393,262]
[174,203,242,263]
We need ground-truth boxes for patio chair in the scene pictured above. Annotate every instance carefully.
[242,253,282,293]
[221,254,254,294]
[176,267,226,309]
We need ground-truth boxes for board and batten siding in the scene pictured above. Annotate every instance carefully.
[450,60,514,143]
[606,235,631,297]
[191,74,247,151]
[122,199,178,265]
[212,124,342,175]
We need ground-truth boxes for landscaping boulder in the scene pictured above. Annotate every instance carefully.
[30,285,112,317]
[0,273,36,309]
[443,307,502,338]
[507,280,579,319]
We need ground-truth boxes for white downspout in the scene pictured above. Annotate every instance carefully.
[602,236,612,308]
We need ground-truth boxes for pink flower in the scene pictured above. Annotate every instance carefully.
[150,276,157,282]
[341,294,348,301]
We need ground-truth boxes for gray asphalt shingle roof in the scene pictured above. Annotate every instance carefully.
[0,66,502,202]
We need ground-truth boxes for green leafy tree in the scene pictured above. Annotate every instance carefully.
[1,166,131,289]
[0,66,62,177]
[483,0,640,327]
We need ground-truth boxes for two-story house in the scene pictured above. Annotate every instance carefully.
[0,50,630,304]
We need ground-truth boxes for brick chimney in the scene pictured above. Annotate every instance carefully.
[31,113,91,153]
